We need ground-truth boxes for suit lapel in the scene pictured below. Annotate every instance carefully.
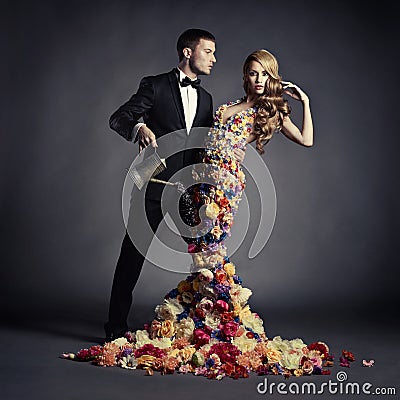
[168,69,186,130]
[191,88,203,129]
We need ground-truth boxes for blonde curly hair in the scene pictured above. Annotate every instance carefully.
[243,49,291,154]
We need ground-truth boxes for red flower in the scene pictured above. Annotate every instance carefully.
[214,300,229,313]
[220,312,234,323]
[342,350,355,362]
[193,329,210,347]
[307,342,329,357]
[221,321,239,339]
[134,344,166,359]
[208,343,240,364]
[76,345,102,361]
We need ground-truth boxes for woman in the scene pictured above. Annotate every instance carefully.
[65,50,331,379]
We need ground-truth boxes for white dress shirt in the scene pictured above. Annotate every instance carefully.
[133,67,198,140]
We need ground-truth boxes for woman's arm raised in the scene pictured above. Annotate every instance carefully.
[280,81,313,147]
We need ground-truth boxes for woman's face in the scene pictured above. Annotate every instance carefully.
[245,60,269,97]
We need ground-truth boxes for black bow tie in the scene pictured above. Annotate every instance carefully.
[180,76,201,88]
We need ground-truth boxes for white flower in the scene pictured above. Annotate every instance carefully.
[198,268,213,282]
[232,335,257,353]
[288,338,307,352]
[205,312,220,329]
[174,317,195,339]
[111,337,128,347]
[152,337,172,349]
[280,350,303,370]
[119,355,138,370]
[155,298,184,321]
[230,284,252,305]
[242,313,265,335]
[135,330,152,348]
[267,336,290,353]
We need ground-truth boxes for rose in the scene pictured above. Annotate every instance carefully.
[159,320,175,337]
[220,312,234,323]
[221,321,239,339]
[280,350,302,370]
[211,226,223,240]
[155,298,184,320]
[193,329,210,346]
[214,299,229,313]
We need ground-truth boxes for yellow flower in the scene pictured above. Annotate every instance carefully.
[266,348,282,363]
[205,202,220,219]
[294,368,304,377]
[223,262,235,277]
[136,355,157,367]
[158,320,175,337]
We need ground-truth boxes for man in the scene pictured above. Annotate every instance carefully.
[105,29,244,341]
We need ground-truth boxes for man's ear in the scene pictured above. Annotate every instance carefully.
[183,47,192,59]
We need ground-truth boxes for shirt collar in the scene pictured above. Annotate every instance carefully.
[177,67,197,82]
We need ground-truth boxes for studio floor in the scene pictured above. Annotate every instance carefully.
[1,301,398,400]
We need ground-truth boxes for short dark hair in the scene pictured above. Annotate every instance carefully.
[177,29,215,61]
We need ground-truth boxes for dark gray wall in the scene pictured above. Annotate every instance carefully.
[1,0,399,322]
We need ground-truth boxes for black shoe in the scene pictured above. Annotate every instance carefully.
[104,322,127,343]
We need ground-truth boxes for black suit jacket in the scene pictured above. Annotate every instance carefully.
[110,69,213,201]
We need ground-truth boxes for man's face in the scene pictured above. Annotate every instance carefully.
[189,39,216,75]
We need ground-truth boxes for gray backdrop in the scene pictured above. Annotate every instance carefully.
[1,0,399,328]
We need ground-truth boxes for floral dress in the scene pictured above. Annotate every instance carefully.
[64,100,334,379]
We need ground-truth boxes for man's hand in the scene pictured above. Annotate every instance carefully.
[233,147,246,163]
[138,125,158,152]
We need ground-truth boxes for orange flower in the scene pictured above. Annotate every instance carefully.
[214,269,227,283]
[159,320,175,337]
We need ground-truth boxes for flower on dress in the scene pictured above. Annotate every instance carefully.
[119,355,138,370]
[205,202,220,219]
[155,298,184,321]
[158,320,175,338]
[174,317,195,340]
[241,313,265,335]
[198,268,214,282]
[229,284,252,305]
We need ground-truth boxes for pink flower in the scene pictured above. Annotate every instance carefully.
[214,300,229,313]
[193,329,210,346]
[221,321,239,339]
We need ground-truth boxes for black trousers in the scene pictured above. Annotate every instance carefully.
[104,184,191,334]
[104,197,164,334]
